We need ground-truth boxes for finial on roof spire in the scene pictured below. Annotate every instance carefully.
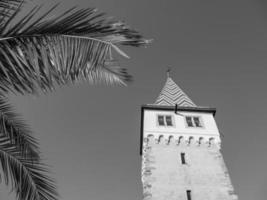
[166,67,171,78]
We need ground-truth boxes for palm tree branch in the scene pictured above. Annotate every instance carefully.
[0,136,58,200]
[1,6,149,46]
[0,0,25,33]
[0,96,39,159]
[0,34,137,94]
[0,5,150,94]
[0,34,117,45]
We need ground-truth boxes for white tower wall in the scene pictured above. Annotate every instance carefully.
[143,110,220,145]
[140,76,238,200]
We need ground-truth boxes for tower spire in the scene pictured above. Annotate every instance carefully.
[155,73,196,107]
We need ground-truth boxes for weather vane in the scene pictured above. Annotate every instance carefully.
[166,67,171,78]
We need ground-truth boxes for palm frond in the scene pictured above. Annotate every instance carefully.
[0,0,23,14]
[0,134,58,200]
[0,0,24,30]
[0,96,39,159]
[0,5,151,95]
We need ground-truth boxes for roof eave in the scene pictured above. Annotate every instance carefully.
[142,104,217,116]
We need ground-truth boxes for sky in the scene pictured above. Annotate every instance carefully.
[1,0,267,200]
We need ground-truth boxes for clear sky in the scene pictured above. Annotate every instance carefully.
[1,0,267,200]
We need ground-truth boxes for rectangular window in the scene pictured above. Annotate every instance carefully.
[186,117,193,127]
[193,117,202,127]
[185,116,203,128]
[157,115,174,127]
[186,190,191,200]
[165,115,173,126]
[181,153,186,164]
[158,115,165,126]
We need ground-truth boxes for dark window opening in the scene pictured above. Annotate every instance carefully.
[158,115,165,126]
[186,190,191,200]
[193,117,202,127]
[165,115,173,126]
[186,117,193,127]
[185,116,203,128]
[157,115,174,127]
[181,153,186,164]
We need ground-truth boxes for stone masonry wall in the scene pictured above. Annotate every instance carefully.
[142,137,238,200]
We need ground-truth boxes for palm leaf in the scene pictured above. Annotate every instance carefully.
[0,0,24,30]
[0,4,150,95]
[0,133,58,200]
[0,2,150,200]
[0,96,39,159]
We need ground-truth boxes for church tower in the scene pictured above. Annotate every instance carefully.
[140,74,238,200]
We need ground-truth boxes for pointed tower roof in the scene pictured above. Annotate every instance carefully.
[155,76,196,107]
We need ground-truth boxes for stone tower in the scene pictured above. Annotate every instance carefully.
[140,75,238,200]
